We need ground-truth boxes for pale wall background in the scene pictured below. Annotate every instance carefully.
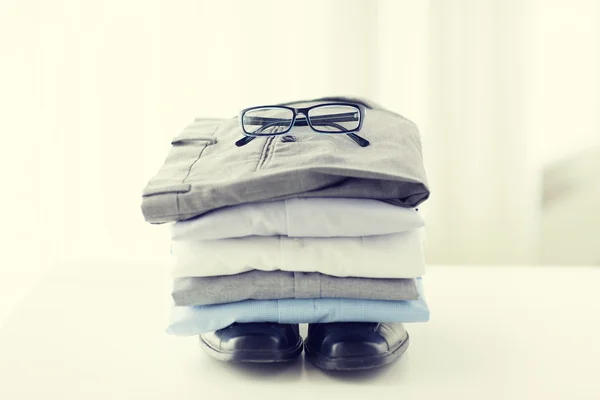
[2,0,599,320]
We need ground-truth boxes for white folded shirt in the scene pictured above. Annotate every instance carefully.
[171,198,424,240]
[171,229,425,279]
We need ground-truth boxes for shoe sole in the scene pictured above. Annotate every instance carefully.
[199,336,304,364]
[304,333,409,371]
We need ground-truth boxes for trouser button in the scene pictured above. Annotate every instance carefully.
[281,135,296,142]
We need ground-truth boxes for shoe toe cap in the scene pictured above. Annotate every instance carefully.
[201,323,300,352]
[327,339,388,358]
[219,334,288,352]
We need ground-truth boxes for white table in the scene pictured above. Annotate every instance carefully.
[1,262,599,399]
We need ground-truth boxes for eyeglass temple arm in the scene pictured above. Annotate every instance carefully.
[237,117,369,148]
[235,121,283,147]
[235,136,255,147]
[316,121,370,147]
[346,133,370,147]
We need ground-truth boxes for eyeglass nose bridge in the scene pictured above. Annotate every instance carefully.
[293,111,310,127]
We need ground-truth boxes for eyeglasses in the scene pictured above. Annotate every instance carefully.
[235,102,369,147]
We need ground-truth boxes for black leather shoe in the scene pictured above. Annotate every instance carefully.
[304,322,409,371]
[199,323,303,363]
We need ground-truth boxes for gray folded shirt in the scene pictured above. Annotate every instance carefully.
[172,270,420,306]
[142,96,429,223]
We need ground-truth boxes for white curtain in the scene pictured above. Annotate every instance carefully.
[2,0,600,296]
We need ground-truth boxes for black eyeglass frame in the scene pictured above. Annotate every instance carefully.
[235,102,369,147]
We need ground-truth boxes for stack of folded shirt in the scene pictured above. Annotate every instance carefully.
[166,198,430,335]
[140,96,431,337]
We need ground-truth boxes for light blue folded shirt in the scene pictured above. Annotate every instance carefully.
[167,278,429,335]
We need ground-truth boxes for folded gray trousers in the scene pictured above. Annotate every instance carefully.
[172,270,419,306]
[141,96,429,223]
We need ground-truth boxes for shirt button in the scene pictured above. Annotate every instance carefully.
[281,135,296,143]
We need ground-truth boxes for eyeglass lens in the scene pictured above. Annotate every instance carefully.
[307,105,361,133]
[242,107,294,135]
